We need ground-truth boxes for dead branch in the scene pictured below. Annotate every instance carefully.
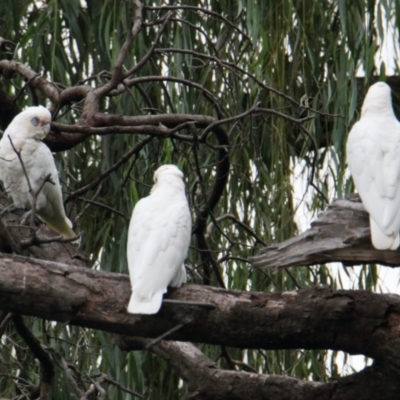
[250,194,400,270]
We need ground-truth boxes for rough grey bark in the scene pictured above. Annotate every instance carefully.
[0,197,87,267]
[1,253,400,359]
[250,194,400,269]
[116,338,400,400]
[1,252,400,398]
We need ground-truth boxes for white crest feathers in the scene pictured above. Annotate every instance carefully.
[127,164,192,314]
[0,106,77,240]
[347,82,400,249]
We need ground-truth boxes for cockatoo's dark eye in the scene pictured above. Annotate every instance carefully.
[31,117,40,126]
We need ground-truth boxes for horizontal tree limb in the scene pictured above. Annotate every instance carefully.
[1,253,400,371]
[115,337,400,400]
[250,194,400,269]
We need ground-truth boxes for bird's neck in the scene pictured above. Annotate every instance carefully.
[361,98,395,118]
[151,180,185,195]
[5,132,41,153]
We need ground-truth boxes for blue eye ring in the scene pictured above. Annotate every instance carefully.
[31,117,40,126]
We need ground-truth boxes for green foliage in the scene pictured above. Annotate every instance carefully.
[0,0,398,398]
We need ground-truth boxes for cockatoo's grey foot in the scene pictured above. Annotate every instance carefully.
[20,210,32,225]
[1,204,23,216]
[20,210,40,225]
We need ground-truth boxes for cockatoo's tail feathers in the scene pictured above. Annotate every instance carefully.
[38,213,77,239]
[127,291,164,314]
[170,264,187,287]
[369,217,399,250]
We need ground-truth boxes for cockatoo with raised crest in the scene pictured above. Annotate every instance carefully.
[347,81,400,250]
[0,106,77,240]
[127,164,192,314]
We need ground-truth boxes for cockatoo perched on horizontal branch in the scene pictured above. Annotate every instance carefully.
[127,164,192,314]
[0,106,77,240]
[347,81,400,250]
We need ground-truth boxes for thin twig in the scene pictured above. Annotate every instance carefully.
[7,136,33,194]
[74,183,103,223]
[7,136,55,243]
[144,5,251,42]
[66,135,154,202]
[77,197,129,223]
[56,354,84,398]
[124,11,173,78]
[95,0,143,98]
[0,311,12,338]
[12,315,54,400]
[100,374,143,398]
[209,213,267,246]
[13,72,41,104]
[145,323,186,350]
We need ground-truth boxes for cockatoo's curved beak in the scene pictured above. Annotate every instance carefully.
[42,122,50,134]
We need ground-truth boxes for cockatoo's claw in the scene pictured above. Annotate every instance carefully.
[20,210,32,225]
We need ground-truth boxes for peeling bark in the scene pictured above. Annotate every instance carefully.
[250,194,400,269]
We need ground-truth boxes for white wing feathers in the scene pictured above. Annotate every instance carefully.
[0,106,77,240]
[127,165,191,314]
[347,82,400,250]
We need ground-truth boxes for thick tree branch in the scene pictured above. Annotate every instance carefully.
[51,112,230,232]
[46,113,222,151]
[1,253,400,370]
[115,338,400,400]
[0,198,87,266]
[250,194,400,270]
[0,60,60,103]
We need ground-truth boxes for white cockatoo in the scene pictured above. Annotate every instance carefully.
[0,106,77,240]
[347,81,400,250]
[127,164,192,314]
